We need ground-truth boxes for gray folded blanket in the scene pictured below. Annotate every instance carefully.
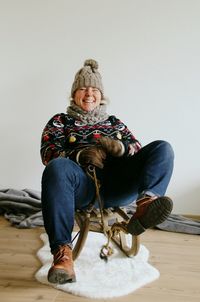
[0,188,43,228]
[0,188,200,234]
[155,214,200,234]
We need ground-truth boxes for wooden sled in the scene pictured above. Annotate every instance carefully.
[72,207,140,261]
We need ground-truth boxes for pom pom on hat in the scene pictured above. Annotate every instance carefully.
[84,59,98,70]
[71,59,104,97]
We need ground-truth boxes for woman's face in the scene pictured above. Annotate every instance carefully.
[74,87,101,111]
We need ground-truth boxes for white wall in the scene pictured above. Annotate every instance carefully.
[0,0,200,214]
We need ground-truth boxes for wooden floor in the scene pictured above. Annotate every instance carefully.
[0,216,199,302]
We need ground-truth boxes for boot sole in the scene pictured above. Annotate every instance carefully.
[48,268,76,284]
[127,196,173,235]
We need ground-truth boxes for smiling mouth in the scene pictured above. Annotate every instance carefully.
[84,99,95,103]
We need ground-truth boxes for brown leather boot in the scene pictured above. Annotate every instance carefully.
[126,196,173,235]
[48,245,76,284]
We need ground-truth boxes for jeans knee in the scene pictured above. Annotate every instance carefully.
[43,157,64,173]
[156,140,174,162]
[42,157,77,181]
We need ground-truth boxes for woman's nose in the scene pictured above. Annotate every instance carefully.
[86,87,92,96]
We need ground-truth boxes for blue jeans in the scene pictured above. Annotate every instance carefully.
[41,140,174,252]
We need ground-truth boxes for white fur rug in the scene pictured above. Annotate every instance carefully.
[35,232,159,299]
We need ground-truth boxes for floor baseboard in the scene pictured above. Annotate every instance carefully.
[182,214,200,221]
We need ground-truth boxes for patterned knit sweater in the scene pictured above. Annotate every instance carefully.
[40,113,141,165]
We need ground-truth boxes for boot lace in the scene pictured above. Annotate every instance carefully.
[54,245,70,264]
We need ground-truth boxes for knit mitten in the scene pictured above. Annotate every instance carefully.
[98,137,125,157]
[76,146,106,169]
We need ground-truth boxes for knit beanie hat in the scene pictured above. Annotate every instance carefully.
[71,59,104,98]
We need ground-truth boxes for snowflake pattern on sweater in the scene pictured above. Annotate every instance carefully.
[40,113,141,165]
